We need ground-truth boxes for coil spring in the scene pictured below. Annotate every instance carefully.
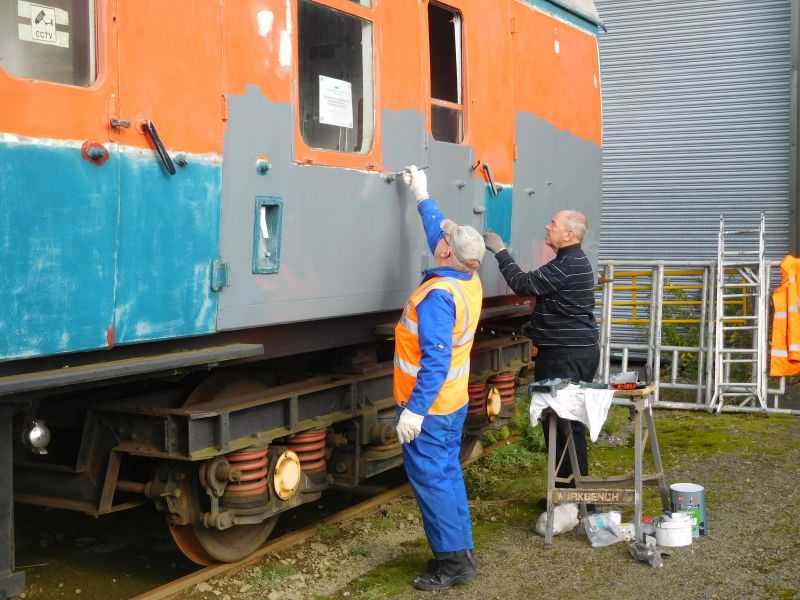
[488,373,517,406]
[287,431,327,473]
[225,448,269,497]
[467,382,487,416]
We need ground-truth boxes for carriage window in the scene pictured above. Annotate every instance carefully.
[428,3,463,144]
[298,0,374,154]
[0,0,96,86]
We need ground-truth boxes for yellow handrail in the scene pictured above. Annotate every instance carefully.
[596,268,751,326]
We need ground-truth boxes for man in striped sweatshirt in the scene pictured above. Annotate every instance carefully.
[484,211,599,498]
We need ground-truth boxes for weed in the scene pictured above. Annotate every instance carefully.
[601,405,630,438]
[464,441,544,498]
[513,396,546,452]
[366,514,393,532]
[484,425,511,445]
[350,545,371,557]
[317,522,340,539]
[247,562,295,585]
[485,442,538,471]
[354,585,392,599]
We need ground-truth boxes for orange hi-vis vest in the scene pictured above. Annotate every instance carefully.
[770,255,800,376]
[393,274,483,415]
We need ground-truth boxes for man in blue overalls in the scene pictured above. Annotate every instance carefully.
[394,166,484,591]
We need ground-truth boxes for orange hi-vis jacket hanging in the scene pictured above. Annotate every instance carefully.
[394,274,483,415]
[770,255,800,376]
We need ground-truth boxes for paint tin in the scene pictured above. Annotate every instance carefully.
[670,482,707,537]
[654,513,692,547]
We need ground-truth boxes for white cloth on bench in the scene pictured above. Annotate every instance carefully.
[529,384,616,442]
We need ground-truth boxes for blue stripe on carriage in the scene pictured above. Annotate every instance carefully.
[0,141,118,360]
[113,152,221,343]
[0,140,221,361]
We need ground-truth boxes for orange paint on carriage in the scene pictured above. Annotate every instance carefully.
[511,4,602,147]
[116,0,224,155]
[223,0,292,102]
[0,1,116,143]
[456,0,516,184]
[0,0,601,170]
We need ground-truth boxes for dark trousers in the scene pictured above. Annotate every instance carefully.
[535,344,600,487]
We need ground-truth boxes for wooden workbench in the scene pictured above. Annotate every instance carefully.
[543,384,670,545]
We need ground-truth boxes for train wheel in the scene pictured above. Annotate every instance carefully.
[167,463,279,565]
[167,373,279,565]
[459,436,483,463]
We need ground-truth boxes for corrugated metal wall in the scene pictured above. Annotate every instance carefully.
[595,0,793,261]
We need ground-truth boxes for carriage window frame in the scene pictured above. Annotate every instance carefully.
[428,2,465,144]
[294,0,379,168]
[0,0,98,87]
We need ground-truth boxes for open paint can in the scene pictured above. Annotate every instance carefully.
[670,482,707,536]
[654,512,693,547]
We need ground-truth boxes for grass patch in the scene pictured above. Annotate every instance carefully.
[317,522,340,539]
[350,545,371,557]
[514,396,546,452]
[484,424,511,445]
[654,411,800,461]
[246,563,295,586]
[764,585,798,599]
[601,405,630,437]
[366,514,394,533]
[464,442,545,499]
[323,548,430,599]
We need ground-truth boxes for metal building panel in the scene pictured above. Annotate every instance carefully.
[595,0,793,261]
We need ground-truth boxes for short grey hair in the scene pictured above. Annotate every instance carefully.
[563,210,589,242]
[449,255,480,274]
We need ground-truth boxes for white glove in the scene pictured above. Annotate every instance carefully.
[396,408,425,444]
[483,231,506,254]
[402,165,429,202]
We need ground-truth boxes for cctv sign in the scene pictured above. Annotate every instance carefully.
[30,4,57,45]
[17,1,69,48]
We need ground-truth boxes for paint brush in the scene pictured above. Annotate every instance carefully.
[384,166,430,178]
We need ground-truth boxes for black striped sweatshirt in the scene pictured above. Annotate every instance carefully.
[494,244,599,347]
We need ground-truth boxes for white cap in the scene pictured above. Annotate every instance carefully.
[440,219,486,265]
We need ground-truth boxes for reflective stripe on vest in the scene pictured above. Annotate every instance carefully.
[394,355,471,381]
[398,277,474,345]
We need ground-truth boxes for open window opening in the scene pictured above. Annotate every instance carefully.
[252,197,283,274]
[298,0,374,154]
[428,2,463,144]
[0,0,96,86]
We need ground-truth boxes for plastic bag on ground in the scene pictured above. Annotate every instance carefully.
[584,512,624,548]
[534,503,580,537]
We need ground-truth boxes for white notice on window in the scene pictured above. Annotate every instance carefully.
[318,75,353,129]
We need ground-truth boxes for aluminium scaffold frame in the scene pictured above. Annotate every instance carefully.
[595,254,793,415]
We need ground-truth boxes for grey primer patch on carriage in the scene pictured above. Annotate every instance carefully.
[217,87,511,331]
[510,113,602,282]
[217,88,597,331]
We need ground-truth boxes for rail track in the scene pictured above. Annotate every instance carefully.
[132,435,519,600]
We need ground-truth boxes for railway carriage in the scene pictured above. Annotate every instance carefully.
[0,0,603,593]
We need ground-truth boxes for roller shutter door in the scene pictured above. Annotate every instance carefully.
[595,0,792,261]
